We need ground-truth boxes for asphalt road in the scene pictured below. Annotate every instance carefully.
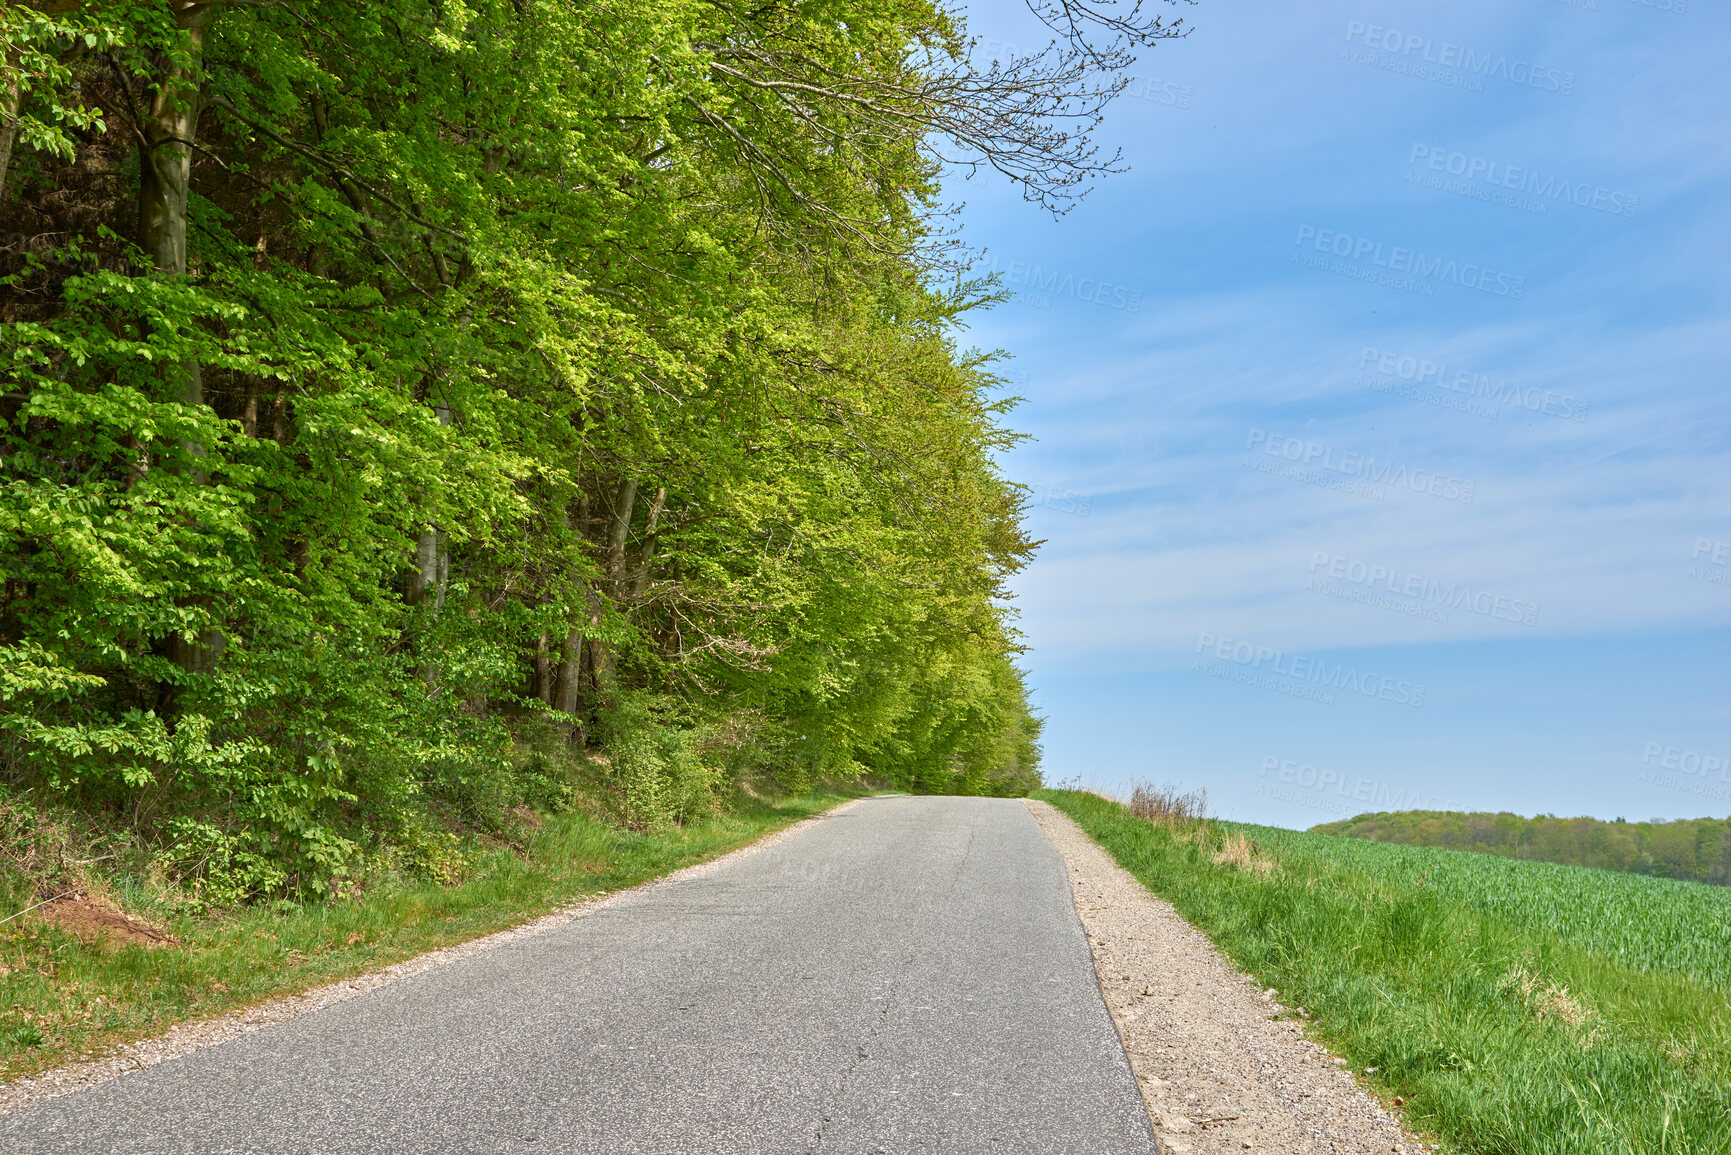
[2,796,1157,1154]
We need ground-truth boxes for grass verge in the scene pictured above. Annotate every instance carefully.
[1038,788,1731,1155]
[1,789,860,1084]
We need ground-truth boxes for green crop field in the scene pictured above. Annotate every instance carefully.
[1042,789,1731,1155]
[1245,824,1731,989]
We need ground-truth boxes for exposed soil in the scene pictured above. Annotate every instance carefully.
[30,893,178,950]
[1025,799,1433,1155]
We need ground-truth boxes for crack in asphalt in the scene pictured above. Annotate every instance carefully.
[806,815,980,1153]
[806,949,921,1154]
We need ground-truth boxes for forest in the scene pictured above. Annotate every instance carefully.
[0,0,1175,903]
[1313,809,1731,887]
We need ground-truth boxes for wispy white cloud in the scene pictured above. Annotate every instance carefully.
[956,0,1731,817]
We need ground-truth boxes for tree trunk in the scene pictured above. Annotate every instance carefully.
[584,593,610,695]
[270,389,289,443]
[402,399,452,609]
[240,375,261,437]
[587,478,638,692]
[552,624,584,714]
[403,527,445,608]
[532,635,552,705]
[142,3,223,677]
[550,501,588,718]
[630,487,666,598]
[139,5,221,275]
[605,477,639,589]
[138,4,222,422]
[0,52,22,202]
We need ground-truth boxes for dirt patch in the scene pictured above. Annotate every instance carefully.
[1025,799,1431,1155]
[30,894,178,950]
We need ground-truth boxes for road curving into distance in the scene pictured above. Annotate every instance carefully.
[2,796,1156,1154]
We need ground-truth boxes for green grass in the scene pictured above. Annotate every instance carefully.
[1249,823,1731,986]
[0,790,859,1083]
[1039,789,1731,1155]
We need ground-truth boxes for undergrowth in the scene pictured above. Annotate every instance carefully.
[1,703,807,917]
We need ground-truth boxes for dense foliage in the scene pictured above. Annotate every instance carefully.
[1313,810,1731,887]
[0,0,1183,900]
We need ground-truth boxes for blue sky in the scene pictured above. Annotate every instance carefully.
[950,0,1731,827]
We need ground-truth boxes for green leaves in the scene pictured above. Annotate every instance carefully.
[0,644,106,703]
[1,0,1045,893]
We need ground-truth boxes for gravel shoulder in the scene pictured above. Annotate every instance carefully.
[1024,799,1430,1155]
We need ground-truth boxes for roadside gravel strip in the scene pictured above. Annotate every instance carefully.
[1024,800,1427,1155]
[0,798,866,1121]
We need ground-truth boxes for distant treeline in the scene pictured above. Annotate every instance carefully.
[1311,811,1731,887]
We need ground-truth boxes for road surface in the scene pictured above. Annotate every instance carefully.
[2,796,1156,1153]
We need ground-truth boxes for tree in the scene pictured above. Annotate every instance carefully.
[0,0,1173,893]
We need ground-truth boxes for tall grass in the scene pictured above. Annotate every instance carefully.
[1128,781,1209,826]
[1040,788,1731,1155]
